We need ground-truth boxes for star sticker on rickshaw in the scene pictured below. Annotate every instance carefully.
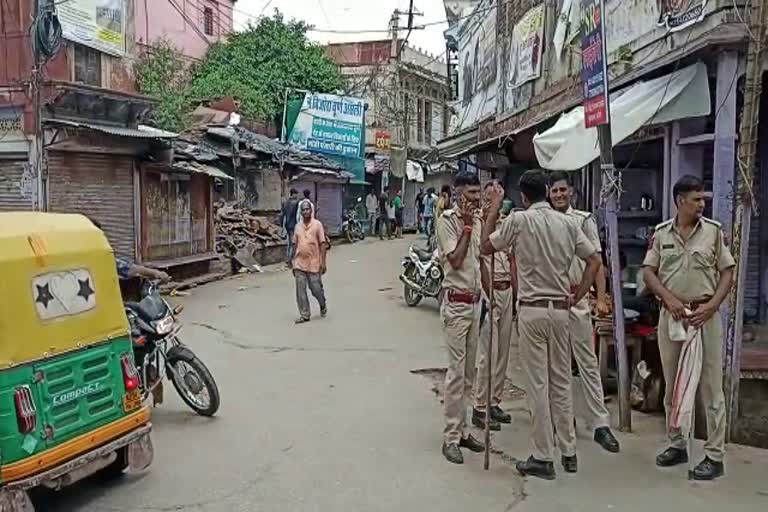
[35,283,54,308]
[77,278,94,301]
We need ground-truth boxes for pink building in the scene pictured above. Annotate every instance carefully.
[136,0,236,60]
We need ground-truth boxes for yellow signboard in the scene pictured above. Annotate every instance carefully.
[58,0,125,57]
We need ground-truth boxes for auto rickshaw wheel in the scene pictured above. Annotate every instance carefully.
[98,447,129,480]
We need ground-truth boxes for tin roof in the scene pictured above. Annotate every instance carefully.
[44,119,178,139]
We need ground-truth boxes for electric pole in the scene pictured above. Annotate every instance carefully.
[724,0,768,440]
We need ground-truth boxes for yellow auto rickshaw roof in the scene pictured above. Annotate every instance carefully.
[0,212,129,367]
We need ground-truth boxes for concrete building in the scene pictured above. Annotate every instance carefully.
[325,37,452,229]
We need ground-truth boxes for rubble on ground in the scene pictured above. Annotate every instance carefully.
[215,201,286,271]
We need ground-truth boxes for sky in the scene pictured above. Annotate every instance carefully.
[232,0,451,57]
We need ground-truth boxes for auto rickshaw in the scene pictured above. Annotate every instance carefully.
[0,213,153,510]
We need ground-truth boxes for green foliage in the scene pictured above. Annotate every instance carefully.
[134,39,192,132]
[189,11,343,120]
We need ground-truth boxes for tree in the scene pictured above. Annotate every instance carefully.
[189,11,343,123]
[134,39,192,132]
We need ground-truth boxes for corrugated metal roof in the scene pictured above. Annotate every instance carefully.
[44,119,178,139]
[173,161,233,180]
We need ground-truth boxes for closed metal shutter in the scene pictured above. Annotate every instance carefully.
[745,171,761,321]
[0,159,34,211]
[403,179,418,229]
[47,152,136,259]
[316,183,342,236]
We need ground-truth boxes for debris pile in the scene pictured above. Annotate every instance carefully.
[215,201,286,271]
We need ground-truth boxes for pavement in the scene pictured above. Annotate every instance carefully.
[33,235,768,511]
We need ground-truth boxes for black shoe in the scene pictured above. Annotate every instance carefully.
[472,408,501,431]
[656,447,688,467]
[459,434,485,453]
[561,454,578,473]
[490,405,512,424]
[442,443,463,464]
[516,456,556,480]
[594,427,620,453]
[692,457,724,481]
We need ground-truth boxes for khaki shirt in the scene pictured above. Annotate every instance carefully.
[483,217,512,282]
[436,209,482,292]
[489,201,596,302]
[642,217,736,303]
[566,207,602,286]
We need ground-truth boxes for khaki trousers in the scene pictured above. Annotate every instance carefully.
[657,309,726,461]
[441,300,481,445]
[518,304,574,461]
[570,299,610,430]
[475,288,515,410]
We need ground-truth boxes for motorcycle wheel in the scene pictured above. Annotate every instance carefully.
[167,347,220,417]
[357,225,366,241]
[403,265,423,307]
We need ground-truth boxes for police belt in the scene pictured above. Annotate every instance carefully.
[446,289,480,304]
[519,299,570,310]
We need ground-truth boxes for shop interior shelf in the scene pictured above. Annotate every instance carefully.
[617,210,660,219]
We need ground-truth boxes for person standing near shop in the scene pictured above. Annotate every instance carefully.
[415,188,425,233]
[423,188,437,238]
[642,175,735,481]
[281,188,300,267]
[393,189,404,238]
[548,171,620,454]
[366,188,379,236]
[378,186,391,240]
[436,171,485,465]
[481,170,601,480]
[473,181,516,433]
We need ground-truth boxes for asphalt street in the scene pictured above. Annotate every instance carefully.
[33,235,768,511]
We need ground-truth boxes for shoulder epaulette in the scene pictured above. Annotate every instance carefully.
[701,217,722,229]
[569,208,592,219]
[655,219,674,230]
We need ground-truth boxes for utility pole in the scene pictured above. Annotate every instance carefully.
[724,0,768,441]
[582,0,631,431]
[32,0,45,211]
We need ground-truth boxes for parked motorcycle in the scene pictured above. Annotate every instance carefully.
[125,280,221,417]
[343,198,366,243]
[399,243,444,307]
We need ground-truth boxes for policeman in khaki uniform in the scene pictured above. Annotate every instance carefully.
[436,171,485,465]
[643,175,735,481]
[548,171,620,453]
[481,170,601,480]
[473,182,516,432]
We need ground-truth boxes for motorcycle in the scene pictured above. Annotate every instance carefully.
[125,279,221,417]
[342,197,366,243]
[399,243,444,307]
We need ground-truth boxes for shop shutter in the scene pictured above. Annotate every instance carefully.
[0,159,34,211]
[316,183,342,236]
[47,152,136,259]
[744,171,761,322]
[403,178,418,229]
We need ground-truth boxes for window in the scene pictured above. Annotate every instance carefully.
[416,99,424,143]
[203,7,214,36]
[424,100,432,145]
[73,44,101,86]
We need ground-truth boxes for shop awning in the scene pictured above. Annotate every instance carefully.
[44,119,178,139]
[533,62,710,171]
[436,126,480,160]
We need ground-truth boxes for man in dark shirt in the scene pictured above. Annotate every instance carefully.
[416,188,425,233]
[378,186,390,240]
[281,188,300,266]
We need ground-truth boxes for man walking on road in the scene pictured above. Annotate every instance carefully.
[423,188,436,238]
[473,181,516,433]
[548,171,621,454]
[481,170,601,480]
[366,189,379,235]
[393,189,404,239]
[436,171,485,464]
[281,188,300,267]
[642,175,735,480]
[292,200,329,324]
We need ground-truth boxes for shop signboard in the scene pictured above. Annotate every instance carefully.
[580,0,609,128]
[658,0,708,32]
[287,92,365,159]
[59,0,126,56]
[509,4,545,87]
[456,0,497,130]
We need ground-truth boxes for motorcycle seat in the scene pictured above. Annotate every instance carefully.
[413,246,434,261]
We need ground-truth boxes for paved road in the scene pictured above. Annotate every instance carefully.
[33,236,768,511]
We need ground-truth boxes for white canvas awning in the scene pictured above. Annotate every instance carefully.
[533,62,711,171]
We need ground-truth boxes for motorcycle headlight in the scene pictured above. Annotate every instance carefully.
[153,316,175,335]
[430,266,442,280]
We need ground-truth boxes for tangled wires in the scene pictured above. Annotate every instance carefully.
[32,1,63,62]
